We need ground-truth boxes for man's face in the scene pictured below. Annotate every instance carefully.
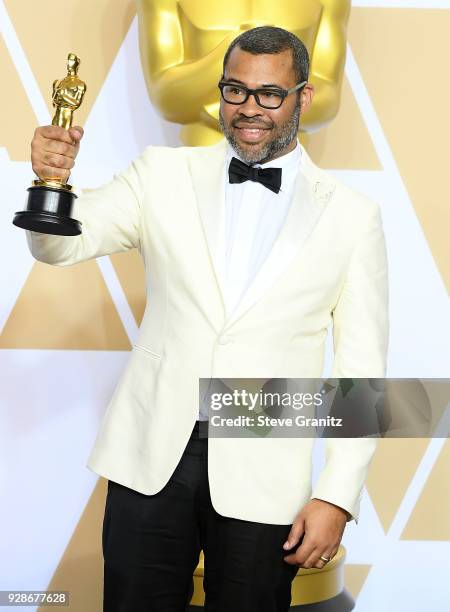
[219,47,309,164]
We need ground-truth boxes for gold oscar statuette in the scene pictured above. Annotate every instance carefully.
[13,53,87,236]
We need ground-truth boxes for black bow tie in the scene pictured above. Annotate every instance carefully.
[228,156,282,194]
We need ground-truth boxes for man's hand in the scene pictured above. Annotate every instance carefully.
[31,125,84,184]
[282,498,350,569]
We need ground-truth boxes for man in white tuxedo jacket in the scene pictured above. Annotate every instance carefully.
[27,26,388,612]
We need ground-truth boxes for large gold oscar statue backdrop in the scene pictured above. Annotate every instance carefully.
[137,0,350,145]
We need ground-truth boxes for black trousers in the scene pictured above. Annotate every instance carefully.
[102,420,300,611]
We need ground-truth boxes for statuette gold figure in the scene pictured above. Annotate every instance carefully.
[51,53,87,130]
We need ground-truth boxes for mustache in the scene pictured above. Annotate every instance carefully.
[232,116,274,129]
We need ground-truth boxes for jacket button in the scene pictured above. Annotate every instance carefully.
[218,335,232,345]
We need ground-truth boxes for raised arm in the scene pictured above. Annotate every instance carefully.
[26,125,144,266]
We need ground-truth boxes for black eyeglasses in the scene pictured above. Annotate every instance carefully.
[218,80,307,109]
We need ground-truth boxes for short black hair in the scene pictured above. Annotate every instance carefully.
[222,26,310,84]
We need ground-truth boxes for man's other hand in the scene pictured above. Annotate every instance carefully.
[282,498,349,569]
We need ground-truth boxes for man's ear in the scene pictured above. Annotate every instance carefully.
[300,83,315,113]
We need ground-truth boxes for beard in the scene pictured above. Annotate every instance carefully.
[219,101,301,165]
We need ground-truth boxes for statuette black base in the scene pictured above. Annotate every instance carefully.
[13,210,81,235]
[12,184,81,236]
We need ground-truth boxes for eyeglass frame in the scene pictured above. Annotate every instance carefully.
[218,79,307,109]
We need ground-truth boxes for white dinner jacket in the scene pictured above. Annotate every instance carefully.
[26,138,389,525]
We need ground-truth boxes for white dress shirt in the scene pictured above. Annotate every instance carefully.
[198,140,302,420]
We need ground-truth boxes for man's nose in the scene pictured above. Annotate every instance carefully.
[238,93,263,116]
